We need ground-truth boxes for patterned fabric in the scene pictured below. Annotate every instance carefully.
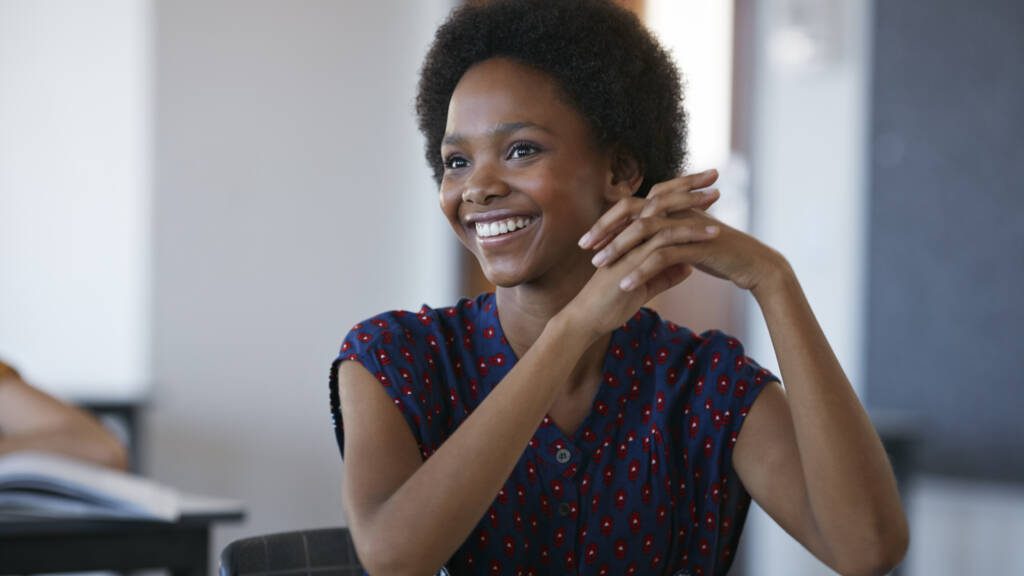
[329,292,777,576]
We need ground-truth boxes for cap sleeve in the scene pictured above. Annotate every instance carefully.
[690,329,780,566]
[697,329,779,455]
[329,310,448,461]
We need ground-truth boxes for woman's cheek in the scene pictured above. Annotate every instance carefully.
[438,187,461,224]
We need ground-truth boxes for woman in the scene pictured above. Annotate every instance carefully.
[330,1,908,574]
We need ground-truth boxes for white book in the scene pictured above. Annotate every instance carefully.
[0,451,179,521]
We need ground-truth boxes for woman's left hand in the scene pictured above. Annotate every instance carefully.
[579,170,786,293]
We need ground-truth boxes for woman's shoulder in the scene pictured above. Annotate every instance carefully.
[336,293,494,359]
[631,307,773,377]
[630,306,739,349]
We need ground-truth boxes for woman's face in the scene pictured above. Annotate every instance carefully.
[439,57,618,288]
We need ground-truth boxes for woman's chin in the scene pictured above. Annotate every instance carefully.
[479,253,592,291]
[479,262,534,289]
[483,270,526,289]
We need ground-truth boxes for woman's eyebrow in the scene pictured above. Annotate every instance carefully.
[442,121,551,146]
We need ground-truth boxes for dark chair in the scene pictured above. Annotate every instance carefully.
[219,527,363,576]
[219,528,451,576]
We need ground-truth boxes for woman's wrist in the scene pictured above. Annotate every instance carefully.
[750,250,797,303]
[549,305,603,350]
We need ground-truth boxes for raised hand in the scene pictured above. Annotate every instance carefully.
[581,168,784,294]
[559,170,728,339]
[579,169,721,255]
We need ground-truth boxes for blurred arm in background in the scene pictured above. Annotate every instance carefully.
[0,359,128,471]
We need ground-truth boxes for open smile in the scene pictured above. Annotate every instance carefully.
[473,216,538,244]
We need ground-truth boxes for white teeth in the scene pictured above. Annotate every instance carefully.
[475,217,534,238]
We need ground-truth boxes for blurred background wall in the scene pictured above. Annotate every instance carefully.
[2,0,458,565]
[147,0,458,558]
[739,0,873,573]
[1,0,1022,574]
[0,0,151,400]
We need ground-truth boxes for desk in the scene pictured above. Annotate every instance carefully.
[0,503,243,575]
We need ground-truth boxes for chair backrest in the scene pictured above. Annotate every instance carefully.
[219,527,363,576]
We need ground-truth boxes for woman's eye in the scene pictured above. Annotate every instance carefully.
[443,155,468,170]
[507,142,539,160]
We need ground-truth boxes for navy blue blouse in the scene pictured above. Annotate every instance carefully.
[330,292,777,576]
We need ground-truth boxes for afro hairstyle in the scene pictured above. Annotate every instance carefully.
[415,0,688,197]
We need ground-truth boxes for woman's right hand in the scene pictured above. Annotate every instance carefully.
[560,169,722,340]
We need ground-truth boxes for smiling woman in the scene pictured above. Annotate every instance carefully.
[329,1,908,575]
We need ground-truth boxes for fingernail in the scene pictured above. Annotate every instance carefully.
[706,226,719,234]
[578,232,592,247]
[619,276,636,291]
[591,250,608,267]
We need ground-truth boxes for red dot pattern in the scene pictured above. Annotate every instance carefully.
[329,292,776,575]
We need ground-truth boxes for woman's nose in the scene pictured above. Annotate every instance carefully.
[461,166,510,204]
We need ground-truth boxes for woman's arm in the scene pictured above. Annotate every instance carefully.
[0,362,128,471]
[732,262,908,575]
[339,313,595,576]
[582,172,909,574]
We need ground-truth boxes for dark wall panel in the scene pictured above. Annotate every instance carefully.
[867,0,1024,481]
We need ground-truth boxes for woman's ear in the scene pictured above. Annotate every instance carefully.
[605,146,644,202]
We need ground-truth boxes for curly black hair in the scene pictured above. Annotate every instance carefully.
[415,0,687,197]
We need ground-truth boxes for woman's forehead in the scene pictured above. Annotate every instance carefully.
[444,58,584,143]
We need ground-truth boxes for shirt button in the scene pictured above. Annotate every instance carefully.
[558,502,572,517]
[555,448,572,464]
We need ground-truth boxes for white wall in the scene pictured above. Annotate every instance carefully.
[743,0,873,573]
[0,0,151,400]
[904,477,1024,575]
[646,0,734,173]
[146,0,457,564]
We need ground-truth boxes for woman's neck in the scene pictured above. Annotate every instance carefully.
[495,263,610,395]
[494,252,593,355]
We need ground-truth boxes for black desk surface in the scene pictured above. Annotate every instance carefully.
[0,508,244,576]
